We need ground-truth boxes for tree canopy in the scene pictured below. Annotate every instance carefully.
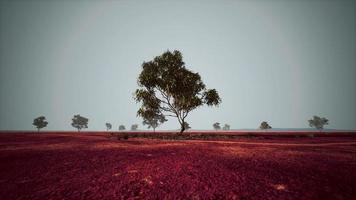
[142,113,166,132]
[33,116,48,132]
[119,125,125,131]
[223,124,230,130]
[71,115,88,132]
[105,123,112,131]
[213,122,221,130]
[259,121,271,130]
[134,50,221,133]
[308,116,329,130]
[131,124,139,131]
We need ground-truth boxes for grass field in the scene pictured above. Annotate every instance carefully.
[0,132,355,200]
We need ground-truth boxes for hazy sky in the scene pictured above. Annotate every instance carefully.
[1,0,356,131]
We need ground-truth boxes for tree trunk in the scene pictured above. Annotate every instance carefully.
[153,127,155,133]
[180,122,185,134]
[180,126,185,134]
[37,128,40,133]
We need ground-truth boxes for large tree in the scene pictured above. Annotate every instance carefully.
[308,116,329,131]
[134,50,221,133]
[33,116,48,132]
[71,114,88,132]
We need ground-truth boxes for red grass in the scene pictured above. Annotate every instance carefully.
[0,132,356,199]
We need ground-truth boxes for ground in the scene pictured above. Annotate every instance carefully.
[0,132,355,200]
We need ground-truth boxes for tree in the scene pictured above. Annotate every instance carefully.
[260,121,271,130]
[183,122,191,130]
[223,124,230,130]
[142,113,166,132]
[71,114,88,132]
[134,50,221,133]
[33,116,48,132]
[213,122,221,130]
[131,124,138,131]
[105,123,112,131]
[119,125,125,131]
[308,116,329,131]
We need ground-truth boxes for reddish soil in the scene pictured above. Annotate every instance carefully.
[0,132,355,200]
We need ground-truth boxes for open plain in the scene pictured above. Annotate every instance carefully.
[0,132,355,200]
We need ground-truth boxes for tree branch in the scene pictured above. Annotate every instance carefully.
[156,87,179,118]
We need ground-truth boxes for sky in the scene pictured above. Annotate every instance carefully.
[0,0,356,131]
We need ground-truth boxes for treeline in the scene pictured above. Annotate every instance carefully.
[32,115,329,133]
[32,50,329,133]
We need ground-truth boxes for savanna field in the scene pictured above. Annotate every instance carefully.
[0,132,355,200]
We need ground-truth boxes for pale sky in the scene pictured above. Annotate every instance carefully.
[1,0,356,131]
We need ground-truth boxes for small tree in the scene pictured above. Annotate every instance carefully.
[183,122,191,130]
[71,114,88,132]
[308,116,329,131]
[105,123,112,131]
[213,122,221,130]
[260,121,271,130]
[223,124,230,130]
[119,125,125,131]
[131,124,138,131]
[33,116,48,132]
[134,50,221,133]
[142,113,166,132]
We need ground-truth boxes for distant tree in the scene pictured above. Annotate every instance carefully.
[134,50,221,133]
[131,124,139,131]
[259,121,271,130]
[71,114,88,132]
[142,113,166,132]
[33,116,48,132]
[223,124,230,130]
[105,123,112,131]
[213,122,221,130]
[183,122,191,130]
[308,116,329,131]
[119,125,126,131]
